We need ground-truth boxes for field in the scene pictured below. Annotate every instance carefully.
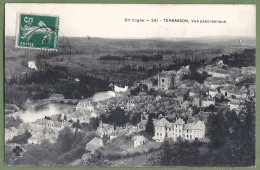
[5,36,256,98]
[5,36,255,80]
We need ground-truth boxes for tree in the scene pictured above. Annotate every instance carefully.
[8,130,32,144]
[56,126,74,154]
[14,145,53,166]
[237,96,255,166]
[106,107,129,127]
[80,152,111,166]
[205,97,255,166]
[192,106,200,116]
[13,146,23,157]
[72,119,81,141]
[146,151,161,166]
[159,138,202,166]
[57,114,62,122]
[145,114,155,135]
[130,113,141,125]
[5,116,23,129]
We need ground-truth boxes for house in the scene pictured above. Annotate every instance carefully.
[189,89,201,97]
[204,77,225,89]
[216,59,224,66]
[158,70,176,90]
[155,95,162,102]
[114,85,128,92]
[49,94,64,101]
[241,66,256,75]
[28,60,37,70]
[248,85,255,97]
[153,118,171,142]
[132,135,147,147]
[137,120,147,131]
[153,117,206,142]
[76,100,95,112]
[28,135,42,144]
[85,137,103,153]
[208,88,219,97]
[182,121,206,140]
[220,85,236,98]
[201,97,215,107]
[172,118,185,140]
[181,101,191,109]
[126,99,136,110]
[191,96,201,107]
[5,127,18,143]
[96,120,114,138]
[109,132,118,140]
[229,100,240,110]
[126,124,139,134]
[220,85,248,99]
[141,79,154,91]
[207,67,229,78]
[32,119,71,129]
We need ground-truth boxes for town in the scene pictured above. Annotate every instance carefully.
[5,50,256,166]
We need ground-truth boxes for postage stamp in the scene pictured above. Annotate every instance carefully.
[15,13,59,50]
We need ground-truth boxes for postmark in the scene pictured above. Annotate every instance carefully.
[15,13,59,50]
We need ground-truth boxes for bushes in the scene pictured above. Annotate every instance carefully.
[8,130,32,144]
[58,144,85,163]
[5,116,23,129]
[105,151,143,160]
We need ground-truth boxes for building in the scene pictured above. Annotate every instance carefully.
[5,127,18,143]
[241,66,256,75]
[137,119,148,131]
[191,96,201,107]
[76,100,95,111]
[248,85,255,97]
[85,137,103,153]
[32,119,71,129]
[141,79,154,91]
[158,70,176,91]
[189,89,201,97]
[96,120,114,138]
[126,99,136,110]
[49,94,64,101]
[229,100,240,110]
[153,118,205,142]
[181,101,191,109]
[28,135,42,144]
[220,85,248,99]
[207,67,230,78]
[201,97,215,107]
[132,135,147,147]
[114,85,128,92]
[182,121,205,140]
[204,77,225,89]
[28,60,37,70]
[208,88,219,97]
[153,118,171,142]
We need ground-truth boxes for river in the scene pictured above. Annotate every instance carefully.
[8,90,119,123]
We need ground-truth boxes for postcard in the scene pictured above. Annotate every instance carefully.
[4,3,256,167]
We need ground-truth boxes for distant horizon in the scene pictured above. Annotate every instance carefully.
[5,4,255,38]
[5,35,256,40]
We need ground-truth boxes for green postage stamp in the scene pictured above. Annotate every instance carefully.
[15,13,59,50]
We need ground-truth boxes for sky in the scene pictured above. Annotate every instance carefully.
[5,4,256,38]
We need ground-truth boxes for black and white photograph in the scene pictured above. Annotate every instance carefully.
[4,4,256,167]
